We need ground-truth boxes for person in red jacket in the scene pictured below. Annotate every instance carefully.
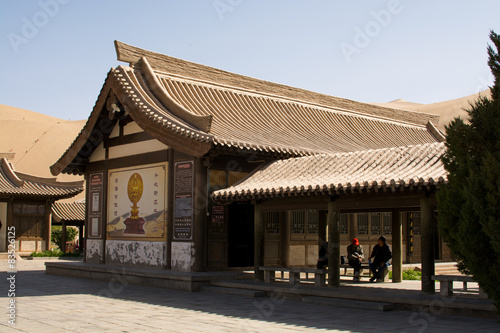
[347,238,364,281]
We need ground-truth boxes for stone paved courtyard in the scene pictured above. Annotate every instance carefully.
[1,259,499,332]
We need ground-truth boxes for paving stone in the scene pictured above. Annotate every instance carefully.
[0,259,499,332]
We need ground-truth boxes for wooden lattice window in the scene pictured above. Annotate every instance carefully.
[357,213,369,235]
[12,202,46,238]
[307,210,319,234]
[339,214,348,234]
[371,213,381,235]
[265,212,280,234]
[291,211,305,234]
[382,212,392,234]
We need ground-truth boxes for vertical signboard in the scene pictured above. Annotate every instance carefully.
[88,172,103,238]
[173,161,194,240]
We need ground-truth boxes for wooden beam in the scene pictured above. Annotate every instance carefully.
[327,200,340,287]
[254,202,265,281]
[257,191,426,213]
[260,196,329,211]
[421,194,435,293]
[335,192,422,211]
[391,210,403,283]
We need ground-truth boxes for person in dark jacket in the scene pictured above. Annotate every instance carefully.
[317,241,328,269]
[369,236,392,282]
[347,238,364,281]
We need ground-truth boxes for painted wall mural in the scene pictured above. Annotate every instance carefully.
[107,163,167,241]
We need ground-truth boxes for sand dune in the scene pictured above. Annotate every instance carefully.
[0,104,85,201]
[371,89,491,131]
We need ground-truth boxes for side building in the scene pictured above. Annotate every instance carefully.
[0,157,83,254]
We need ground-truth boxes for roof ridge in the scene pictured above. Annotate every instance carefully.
[114,40,440,127]
[0,158,24,187]
[16,171,84,188]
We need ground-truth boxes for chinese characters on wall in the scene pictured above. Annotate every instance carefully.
[173,161,194,240]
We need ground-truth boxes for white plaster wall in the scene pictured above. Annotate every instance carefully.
[86,239,104,263]
[89,142,106,162]
[123,121,143,135]
[20,240,36,252]
[105,240,167,267]
[171,242,195,272]
[108,140,168,159]
[307,244,318,266]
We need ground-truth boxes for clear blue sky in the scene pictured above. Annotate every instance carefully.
[1,0,499,120]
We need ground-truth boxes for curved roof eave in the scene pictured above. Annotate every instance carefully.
[50,66,215,176]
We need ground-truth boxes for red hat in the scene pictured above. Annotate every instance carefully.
[352,238,359,246]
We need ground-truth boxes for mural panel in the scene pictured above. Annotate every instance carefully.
[107,163,167,241]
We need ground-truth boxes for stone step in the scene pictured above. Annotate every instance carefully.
[0,253,22,260]
[302,296,394,311]
[200,286,266,298]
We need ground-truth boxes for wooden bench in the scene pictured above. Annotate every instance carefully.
[431,275,487,298]
[340,264,371,276]
[259,266,327,286]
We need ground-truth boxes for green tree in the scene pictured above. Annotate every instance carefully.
[51,226,79,252]
[437,30,500,312]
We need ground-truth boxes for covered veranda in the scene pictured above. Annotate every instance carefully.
[212,143,447,293]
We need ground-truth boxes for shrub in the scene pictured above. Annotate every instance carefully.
[389,269,421,280]
[51,226,79,252]
[30,250,80,257]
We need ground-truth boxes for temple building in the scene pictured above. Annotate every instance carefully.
[0,157,83,253]
[49,41,449,290]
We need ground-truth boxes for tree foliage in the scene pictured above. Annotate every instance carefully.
[51,226,79,252]
[437,31,500,312]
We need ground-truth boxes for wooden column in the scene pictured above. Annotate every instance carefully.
[318,210,327,245]
[391,210,403,283]
[61,220,67,253]
[327,200,340,287]
[45,200,52,251]
[166,148,174,269]
[193,157,208,272]
[421,194,435,293]
[348,213,356,241]
[78,225,84,252]
[254,202,265,281]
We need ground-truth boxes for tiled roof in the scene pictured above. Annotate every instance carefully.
[51,41,444,175]
[52,201,85,222]
[0,158,83,199]
[211,142,447,201]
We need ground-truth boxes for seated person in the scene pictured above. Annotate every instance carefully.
[369,236,392,282]
[317,241,328,269]
[347,238,364,281]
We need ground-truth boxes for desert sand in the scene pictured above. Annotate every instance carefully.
[0,104,86,202]
[371,89,491,131]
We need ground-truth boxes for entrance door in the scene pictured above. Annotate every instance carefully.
[0,202,7,251]
[227,202,254,267]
